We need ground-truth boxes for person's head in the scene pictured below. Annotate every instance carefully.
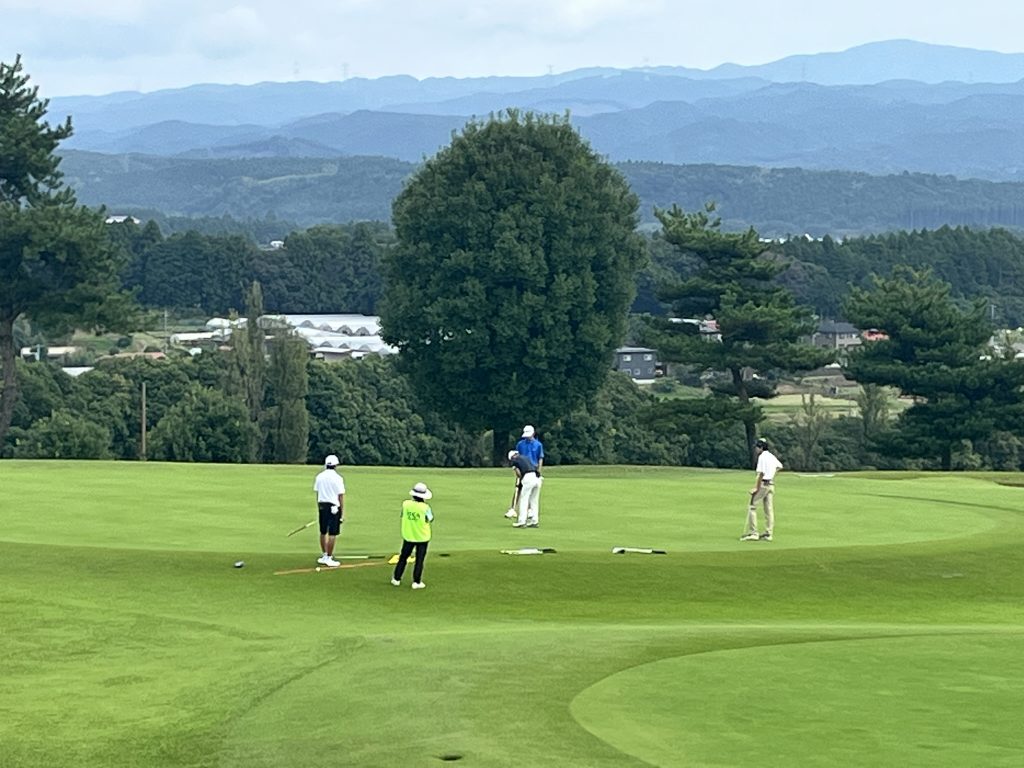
[409,481,433,501]
[521,425,535,439]
[508,449,519,462]
[754,438,768,453]
[324,454,340,469]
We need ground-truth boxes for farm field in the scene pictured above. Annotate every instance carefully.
[2,461,1023,767]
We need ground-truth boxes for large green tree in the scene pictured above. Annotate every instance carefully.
[641,203,830,456]
[843,267,1024,469]
[0,55,136,447]
[380,111,645,463]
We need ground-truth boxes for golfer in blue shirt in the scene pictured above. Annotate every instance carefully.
[516,425,544,473]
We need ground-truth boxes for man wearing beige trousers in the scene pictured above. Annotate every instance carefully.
[741,438,783,542]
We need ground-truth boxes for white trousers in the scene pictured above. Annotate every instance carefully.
[517,472,542,525]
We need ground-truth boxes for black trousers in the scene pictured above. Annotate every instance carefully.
[393,539,429,583]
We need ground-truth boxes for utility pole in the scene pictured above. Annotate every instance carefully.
[140,381,147,461]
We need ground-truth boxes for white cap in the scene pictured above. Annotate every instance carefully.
[522,425,535,437]
[324,454,340,467]
[508,450,518,461]
[409,482,433,500]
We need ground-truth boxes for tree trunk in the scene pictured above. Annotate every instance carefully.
[491,426,515,467]
[731,366,758,463]
[0,317,19,450]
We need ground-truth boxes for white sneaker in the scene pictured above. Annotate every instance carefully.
[412,582,426,590]
[504,509,517,519]
[317,554,329,564]
[323,557,341,567]
[739,533,760,542]
[512,522,526,528]
[390,578,401,586]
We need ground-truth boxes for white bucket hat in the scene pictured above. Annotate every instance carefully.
[409,482,433,500]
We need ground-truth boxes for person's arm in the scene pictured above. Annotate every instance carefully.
[750,470,765,507]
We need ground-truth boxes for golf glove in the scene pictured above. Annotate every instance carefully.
[331,505,339,515]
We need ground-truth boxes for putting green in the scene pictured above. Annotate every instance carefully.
[571,632,1024,767]
[2,462,1023,767]
[0,463,1013,555]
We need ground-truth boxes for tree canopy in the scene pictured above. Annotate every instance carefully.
[843,267,1024,469]
[380,111,645,462]
[0,55,136,446]
[641,203,831,455]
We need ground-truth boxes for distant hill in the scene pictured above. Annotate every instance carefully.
[59,151,1024,236]
[48,41,1024,182]
[704,39,1024,84]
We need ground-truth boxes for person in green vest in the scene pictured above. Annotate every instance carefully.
[391,482,434,590]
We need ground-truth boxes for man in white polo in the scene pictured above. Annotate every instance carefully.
[741,438,783,542]
[313,454,345,567]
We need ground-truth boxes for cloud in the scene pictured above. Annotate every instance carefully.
[3,0,1024,95]
[190,5,271,59]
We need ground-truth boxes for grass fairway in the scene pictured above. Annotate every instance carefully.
[2,461,1023,767]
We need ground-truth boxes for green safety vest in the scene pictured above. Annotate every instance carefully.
[401,499,433,542]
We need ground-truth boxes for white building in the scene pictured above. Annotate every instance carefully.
[199,314,397,360]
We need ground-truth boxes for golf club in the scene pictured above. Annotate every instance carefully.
[505,482,521,518]
[611,547,667,555]
[286,519,316,537]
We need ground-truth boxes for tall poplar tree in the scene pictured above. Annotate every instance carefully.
[0,55,136,448]
[263,330,310,464]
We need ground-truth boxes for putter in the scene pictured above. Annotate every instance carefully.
[286,520,316,537]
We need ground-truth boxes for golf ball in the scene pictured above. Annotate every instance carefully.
[315,567,321,572]
[233,561,245,568]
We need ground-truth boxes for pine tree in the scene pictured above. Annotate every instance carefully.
[641,203,831,457]
[843,267,1024,469]
[1,55,136,447]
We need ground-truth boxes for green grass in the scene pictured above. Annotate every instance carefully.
[2,461,1023,767]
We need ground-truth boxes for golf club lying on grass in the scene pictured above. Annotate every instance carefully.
[386,552,452,564]
[611,547,667,555]
[500,547,556,555]
[286,520,316,537]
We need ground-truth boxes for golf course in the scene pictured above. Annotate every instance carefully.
[2,460,1023,767]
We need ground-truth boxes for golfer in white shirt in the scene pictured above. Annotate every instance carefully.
[741,438,783,542]
[313,454,346,566]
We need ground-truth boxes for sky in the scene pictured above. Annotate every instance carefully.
[3,0,1023,96]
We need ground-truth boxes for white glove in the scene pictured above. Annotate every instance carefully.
[330,505,339,515]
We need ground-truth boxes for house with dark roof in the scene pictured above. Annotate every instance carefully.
[614,347,660,381]
[811,321,861,350]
